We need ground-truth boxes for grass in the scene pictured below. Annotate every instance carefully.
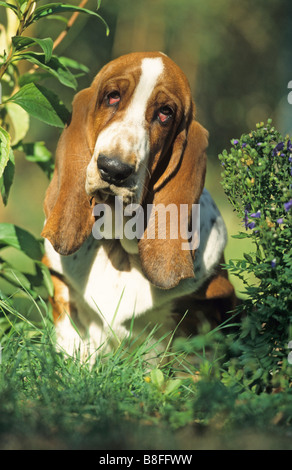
[0,291,292,450]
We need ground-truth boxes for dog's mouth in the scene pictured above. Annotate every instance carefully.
[86,164,141,205]
[99,187,115,198]
[91,184,137,205]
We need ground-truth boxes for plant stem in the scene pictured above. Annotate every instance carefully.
[25,0,89,75]
[53,0,89,51]
[0,47,14,81]
[16,0,36,36]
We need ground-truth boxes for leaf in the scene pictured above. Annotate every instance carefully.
[150,368,165,389]
[0,1,19,16]
[231,232,250,239]
[6,102,30,145]
[19,141,54,179]
[30,3,109,35]
[18,71,52,86]
[18,0,30,6]
[0,126,11,179]
[12,36,54,63]
[44,14,68,24]
[164,379,182,396]
[0,148,15,205]
[14,52,77,89]
[243,253,253,263]
[8,83,70,127]
[0,265,32,291]
[59,56,89,74]
[0,223,43,260]
[35,261,54,296]
[20,141,52,162]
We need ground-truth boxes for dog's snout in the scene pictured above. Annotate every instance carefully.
[97,154,134,185]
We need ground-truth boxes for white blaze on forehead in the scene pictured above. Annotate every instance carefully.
[86,56,164,201]
[125,57,164,123]
[92,56,164,159]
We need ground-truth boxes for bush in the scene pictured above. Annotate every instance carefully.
[218,120,292,391]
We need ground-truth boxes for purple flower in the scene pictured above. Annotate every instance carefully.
[250,210,261,218]
[242,143,247,148]
[277,218,283,224]
[233,139,239,145]
[272,142,284,157]
[284,199,292,212]
[244,204,251,229]
[271,259,276,268]
[247,222,256,230]
[287,140,292,152]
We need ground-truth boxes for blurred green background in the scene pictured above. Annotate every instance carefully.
[1,0,292,297]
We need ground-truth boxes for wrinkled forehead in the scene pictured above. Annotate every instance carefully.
[96,52,191,104]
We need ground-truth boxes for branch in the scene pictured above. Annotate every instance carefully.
[53,0,89,51]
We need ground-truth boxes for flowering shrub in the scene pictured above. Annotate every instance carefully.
[219,120,292,389]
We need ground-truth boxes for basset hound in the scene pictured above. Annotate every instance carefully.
[42,51,236,359]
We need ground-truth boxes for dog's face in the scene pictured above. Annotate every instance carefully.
[85,52,192,205]
[42,51,209,288]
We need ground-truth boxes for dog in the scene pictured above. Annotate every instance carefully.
[41,52,236,359]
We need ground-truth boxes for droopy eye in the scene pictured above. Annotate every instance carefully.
[107,91,120,106]
[157,105,173,124]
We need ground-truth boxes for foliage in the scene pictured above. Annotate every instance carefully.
[0,308,291,449]
[0,0,108,301]
[218,120,292,390]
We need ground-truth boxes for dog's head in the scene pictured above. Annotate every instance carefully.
[42,52,208,288]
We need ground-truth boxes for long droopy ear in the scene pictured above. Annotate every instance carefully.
[41,88,95,255]
[138,117,208,289]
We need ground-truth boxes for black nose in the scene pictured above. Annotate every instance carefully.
[97,154,134,185]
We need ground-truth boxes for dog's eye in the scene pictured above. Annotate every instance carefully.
[157,106,173,124]
[107,91,120,106]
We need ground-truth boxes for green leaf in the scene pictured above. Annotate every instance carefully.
[19,141,52,162]
[18,141,54,179]
[18,71,52,86]
[12,36,54,63]
[0,264,32,291]
[164,379,182,396]
[14,52,77,89]
[232,232,250,239]
[0,126,11,179]
[0,148,15,205]
[30,3,109,35]
[35,260,54,296]
[243,253,253,263]
[8,83,70,127]
[0,223,43,260]
[18,0,29,6]
[6,102,30,145]
[59,56,89,74]
[0,1,19,16]
[44,14,69,24]
[150,368,165,389]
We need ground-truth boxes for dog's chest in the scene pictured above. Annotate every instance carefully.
[45,237,182,322]
[45,189,228,325]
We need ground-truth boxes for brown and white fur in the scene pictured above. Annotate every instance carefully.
[42,52,236,359]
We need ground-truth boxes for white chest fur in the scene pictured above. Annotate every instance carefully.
[45,189,227,352]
